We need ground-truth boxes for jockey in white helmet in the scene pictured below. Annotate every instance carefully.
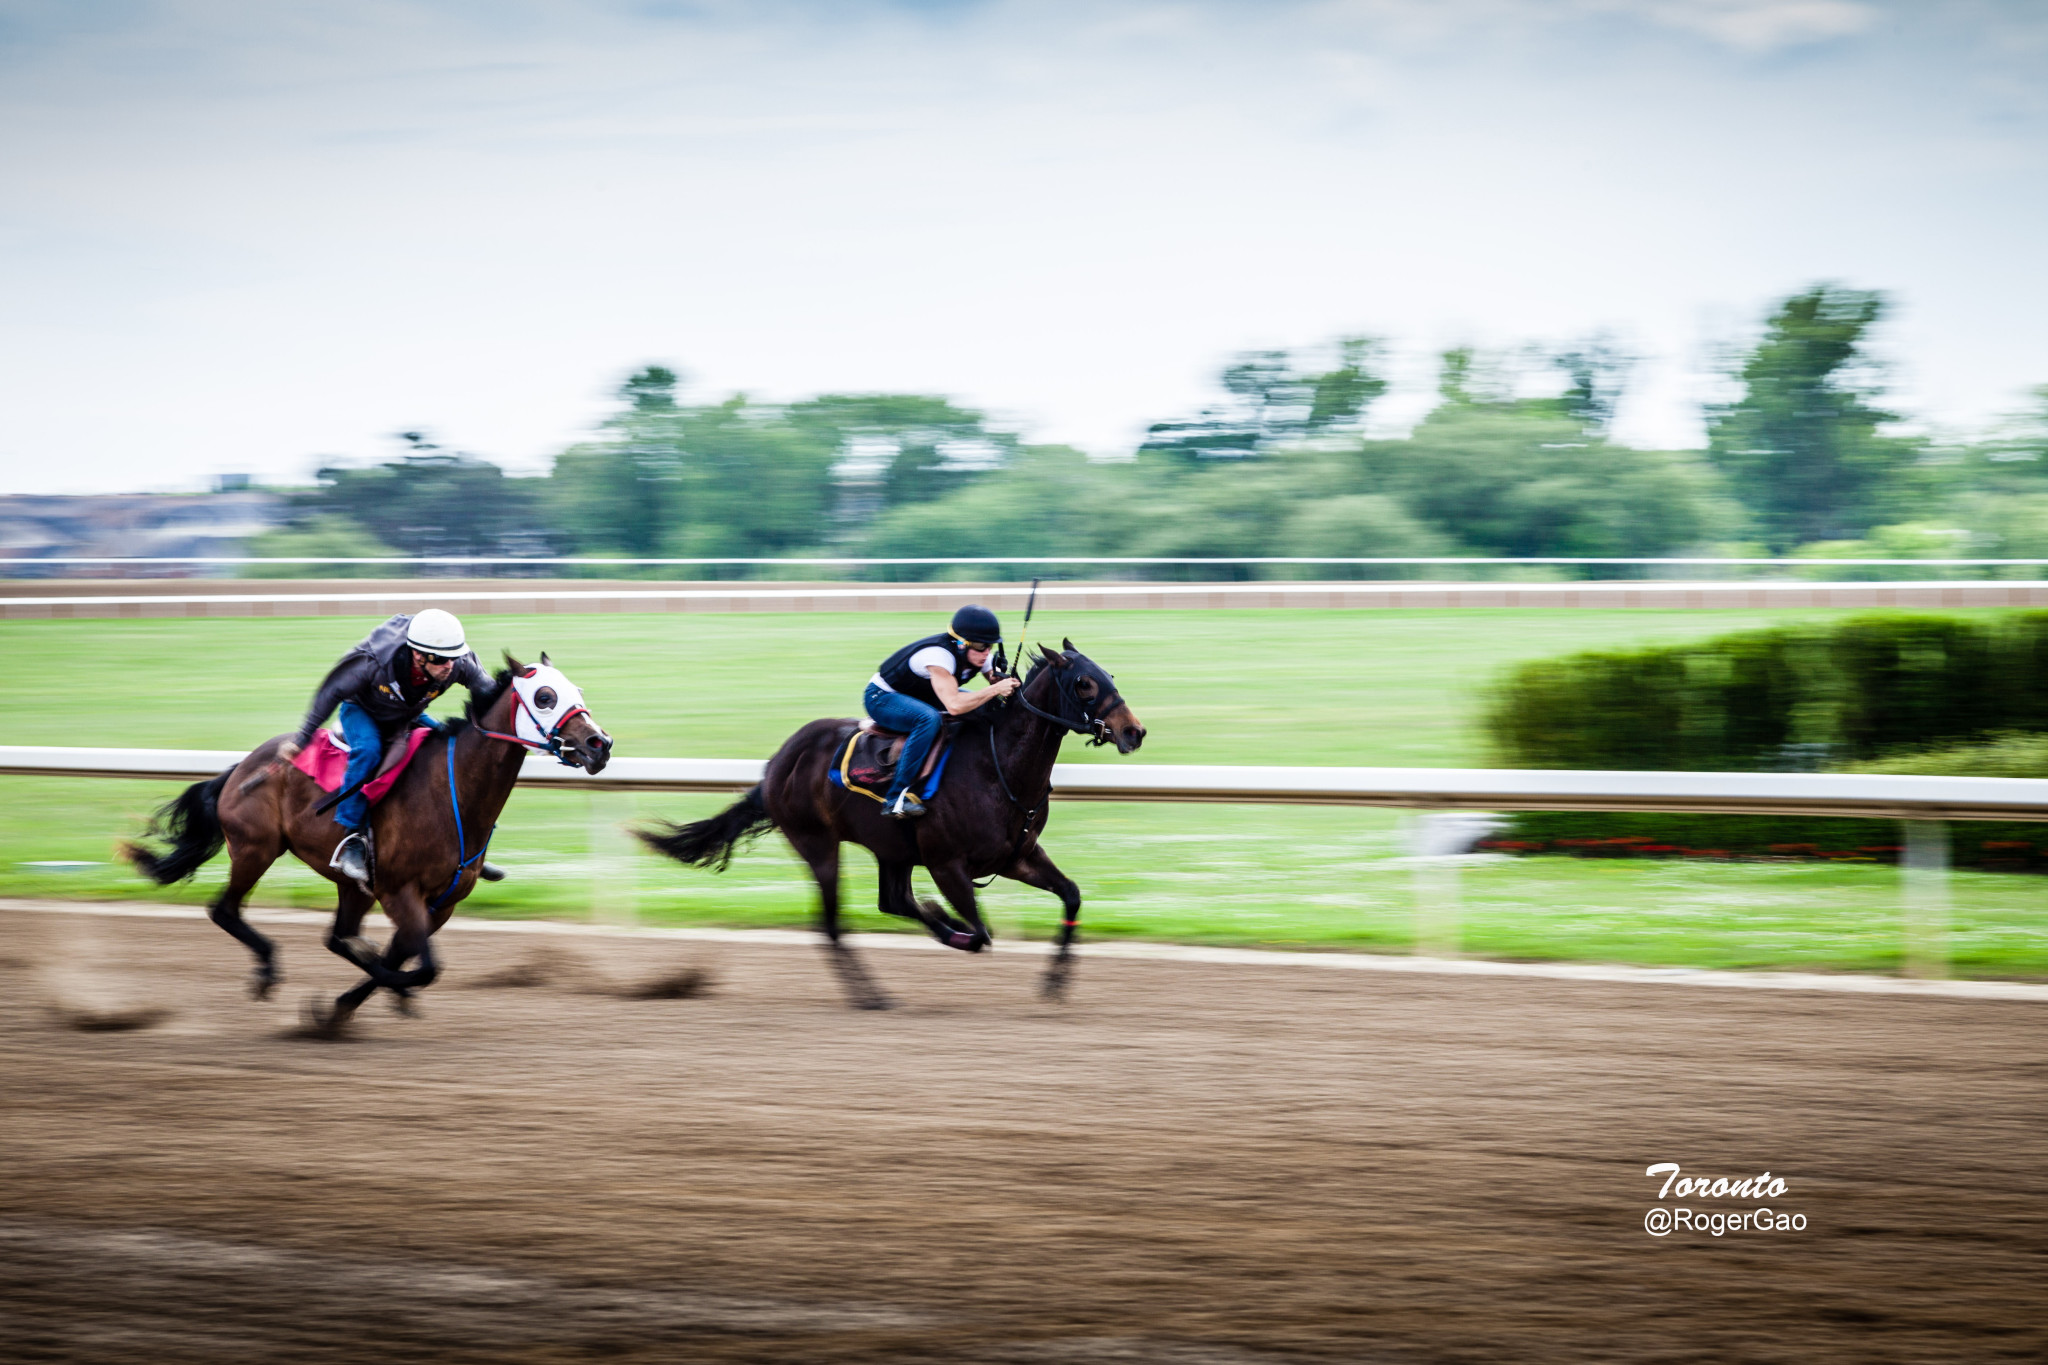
[276,610,499,886]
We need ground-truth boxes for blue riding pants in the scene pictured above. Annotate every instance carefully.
[334,704,446,829]
[864,683,944,800]
[334,701,384,831]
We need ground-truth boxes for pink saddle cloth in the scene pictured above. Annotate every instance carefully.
[292,726,435,804]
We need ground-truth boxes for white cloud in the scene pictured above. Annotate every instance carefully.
[0,0,2041,491]
[1607,0,1878,52]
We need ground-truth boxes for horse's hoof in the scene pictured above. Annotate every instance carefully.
[941,929,987,953]
[855,993,895,1011]
[249,964,281,1001]
[298,996,349,1040]
[389,992,420,1018]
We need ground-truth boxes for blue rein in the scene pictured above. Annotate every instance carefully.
[430,732,493,912]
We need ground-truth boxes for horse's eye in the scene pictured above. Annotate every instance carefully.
[534,687,558,711]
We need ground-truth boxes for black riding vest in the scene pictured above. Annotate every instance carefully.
[876,632,981,708]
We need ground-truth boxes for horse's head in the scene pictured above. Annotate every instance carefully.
[483,652,614,773]
[1028,639,1146,754]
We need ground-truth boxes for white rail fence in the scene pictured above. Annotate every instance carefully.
[15,580,2048,619]
[27,554,2048,570]
[9,746,2045,978]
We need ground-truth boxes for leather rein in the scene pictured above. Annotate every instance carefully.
[433,681,588,910]
[980,660,1124,882]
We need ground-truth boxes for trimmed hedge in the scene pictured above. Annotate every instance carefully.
[1483,613,2048,870]
[1485,612,2048,770]
[1482,813,2048,871]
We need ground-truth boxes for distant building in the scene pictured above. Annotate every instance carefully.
[0,491,286,577]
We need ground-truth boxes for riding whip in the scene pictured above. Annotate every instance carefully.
[312,771,375,817]
[1013,576,1042,673]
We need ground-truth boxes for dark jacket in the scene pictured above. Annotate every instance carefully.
[876,632,981,709]
[293,614,492,746]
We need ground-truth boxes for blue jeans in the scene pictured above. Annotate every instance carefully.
[864,683,944,800]
[334,702,384,832]
[333,708,443,830]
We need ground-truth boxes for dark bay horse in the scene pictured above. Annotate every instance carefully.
[638,641,1144,1009]
[124,655,612,1028]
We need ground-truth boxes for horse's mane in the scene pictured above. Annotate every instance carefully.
[1023,646,1064,686]
[461,653,525,731]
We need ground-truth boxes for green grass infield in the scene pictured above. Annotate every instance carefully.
[5,607,2042,979]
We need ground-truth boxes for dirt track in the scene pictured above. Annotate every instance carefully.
[2,906,2044,1363]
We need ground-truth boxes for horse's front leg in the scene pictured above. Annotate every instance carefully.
[926,859,993,954]
[378,885,441,1008]
[325,878,387,976]
[307,886,434,1035]
[1003,844,1082,1000]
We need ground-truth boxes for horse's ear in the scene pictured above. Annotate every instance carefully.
[1062,637,1076,652]
[540,651,552,668]
[502,651,524,673]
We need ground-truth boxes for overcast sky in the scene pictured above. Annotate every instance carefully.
[2,0,2044,493]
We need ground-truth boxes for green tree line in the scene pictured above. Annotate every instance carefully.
[249,284,2048,579]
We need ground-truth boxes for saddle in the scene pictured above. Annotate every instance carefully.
[829,717,958,804]
[293,725,435,805]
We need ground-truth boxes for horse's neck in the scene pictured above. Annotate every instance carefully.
[451,694,527,827]
[992,674,1065,792]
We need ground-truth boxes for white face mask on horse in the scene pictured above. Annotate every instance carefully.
[505,660,596,764]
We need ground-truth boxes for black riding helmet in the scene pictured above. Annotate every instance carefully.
[949,604,1002,647]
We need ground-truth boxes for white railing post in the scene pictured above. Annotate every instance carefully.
[1409,811,1463,959]
[589,790,638,927]
[1902,819,1951,979]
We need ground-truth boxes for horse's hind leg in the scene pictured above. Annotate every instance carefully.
[1004,844,1083,1001]
[788,829,890,1010]
[212,844,284,999]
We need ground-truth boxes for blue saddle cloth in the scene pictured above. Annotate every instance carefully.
[827,725,954,802]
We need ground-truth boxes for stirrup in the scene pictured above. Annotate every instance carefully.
[330,832,372,888]
[882,790,926,820]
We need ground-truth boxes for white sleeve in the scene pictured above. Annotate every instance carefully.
[908,645,957,681]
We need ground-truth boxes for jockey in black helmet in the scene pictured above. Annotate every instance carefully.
[864,603,1021,819]
[275,609,498,886]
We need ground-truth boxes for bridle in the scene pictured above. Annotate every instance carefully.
[430,663,600,911]
[475,667,597,768]
[1011,657,1126,748]
[981,654,1125,884]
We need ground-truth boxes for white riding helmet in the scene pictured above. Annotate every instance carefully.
[406,608,467,657]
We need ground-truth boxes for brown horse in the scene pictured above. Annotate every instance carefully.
[638,641,1143,1009]
[125,654,612,1029]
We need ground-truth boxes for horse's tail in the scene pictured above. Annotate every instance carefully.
[123,768,232,884]
[637,785,776,873]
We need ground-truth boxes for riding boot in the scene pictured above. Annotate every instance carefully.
[330,831,372,889]
[883,790,926,820]
[478,862,507,882]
